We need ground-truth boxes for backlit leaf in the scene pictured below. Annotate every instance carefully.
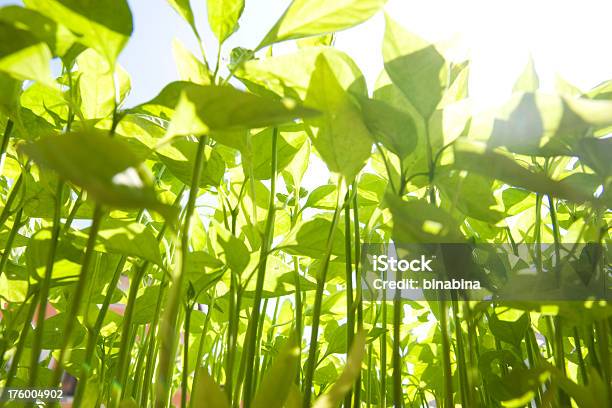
[258,0,386,49]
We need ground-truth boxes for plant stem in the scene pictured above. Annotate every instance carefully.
[52,204,104,387]
[0,207,24,276]
[2,291,39,395]
[392,285,403,408]
[141,275,168,407]
[29,181,63,388]
[0,119,13,171]
[344,191,354,408]
[302,179,343,407]
[243,128,278,408]
[352,189,363,408]
[155,135,207,408]
[113,262,151,404]
[181,302,193,408]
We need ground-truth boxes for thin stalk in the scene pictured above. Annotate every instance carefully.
[73,256,127,407]
[380,267,387,408]
[252,298,270,393]
[182,303,193,408]
[141,275,168,407]
[259,298,280,383]
[451,294,469,408]
[595,319,610,403]
[0,207,24,275]
[439,300,453,408]
[302,179,344,407]
[2,291,39,395]
[155,135,207,408]
[131,324,150,399]
[225,264,237,400]
[344,192,354,408]
[113,262,151,404]
[392,286,403,408]
[190,295,216,408]
[29,181,64,388]
[352,189,363,408]
[0,169,26,238]
[0,119,14,171]
[573,327,588,384]
[242,128,278,408]
[51,203,104,387]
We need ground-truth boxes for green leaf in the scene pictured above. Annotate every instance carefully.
[576,137,612,178]
[157,139,226,188]
[25,0,133,64]
[26,313,86,349]
[75,48,131,120]
[26,229,82,282]
[513,56,539,92]
[360,98,418,159]
[488,312,529,347]
[237,47,367,101]
[386,195,464,243]
[132,285,161,324]
[304,54,371,181]
[191,368,230,408]
[72,219,163,266]
[281,217,345,259]
[216,226,250,274]
[166,84,318,140]
[20,82,69,128]
[167,0,196,32]
[252,337,300,408]
[258,0,387,49]
[250,126,307,180]
[451,140,599,204]
[20,130,174,218]
[312,330,366,408]
[172,38,211,85]
[0,21,53,85]
[130,81,190,121]
[0,6,83,62]
[436,168,505,223]
[383,15,448,119]
[207,0,245,44]
[468,92,612,156]
[0,72,21,116]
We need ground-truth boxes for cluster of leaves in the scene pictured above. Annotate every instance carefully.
[0,0,610,407]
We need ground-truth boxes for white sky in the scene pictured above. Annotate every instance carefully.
[1,0,610,109]
[117,0,612,112]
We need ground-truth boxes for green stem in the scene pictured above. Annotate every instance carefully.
[141,276,168,407]
[51,204,104,387]
[181,303,193,408]
[344,192,354,408]
[392,286,403,408]
[0,207,24,276]
[0,119,13,169]
[2,291,39,395]
[352,189,363,408]
[242,128,278,408]
[573,327,588,384]
[155,135,207,408]
[302,180,343,407]
[190,294,216,408]
[0,168,26,234]
[113,262,150,405]
[29,181,63,389]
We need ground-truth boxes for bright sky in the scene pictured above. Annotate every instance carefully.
[1,0,611,109]
[124,0,612,112]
